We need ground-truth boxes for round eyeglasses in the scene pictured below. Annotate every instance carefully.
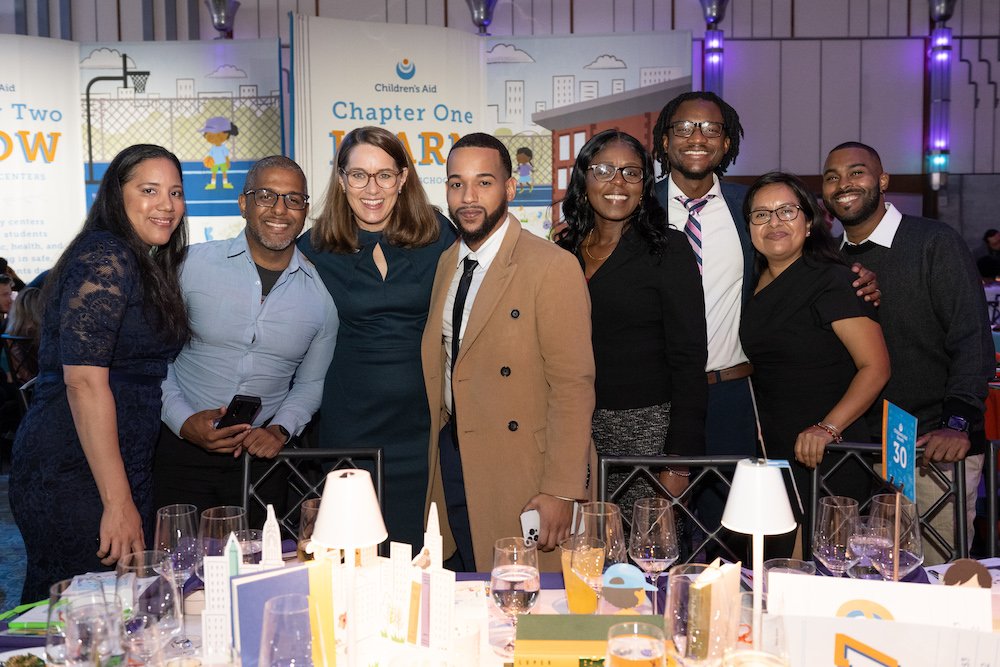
[244,189,309,210]
[748,205,802,225]
[586,163,644,184]
[667,120,725,139]
[340,169,402,190]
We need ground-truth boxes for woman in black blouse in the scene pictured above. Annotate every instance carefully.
[555,130,707,515]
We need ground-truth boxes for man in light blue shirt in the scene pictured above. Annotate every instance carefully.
[153,155,338,513]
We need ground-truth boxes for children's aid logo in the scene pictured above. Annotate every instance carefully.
[396,58,416,80]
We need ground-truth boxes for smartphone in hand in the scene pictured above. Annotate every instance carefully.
[215,394,262,429]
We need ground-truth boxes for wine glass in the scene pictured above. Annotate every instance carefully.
[812,496,860,577]
[579,501,627,566]
[628,497,679,614]
[489,537,540,659]
[869,493,924,581]
[297,498,321,562]
[154,504,199,588]
[846,516,891,580]
[117,550,184,662]
[258,594,314,667]
[197,505,249,579]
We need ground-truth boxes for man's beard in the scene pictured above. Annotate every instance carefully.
[450,201,507,246]
[828,187,881,227]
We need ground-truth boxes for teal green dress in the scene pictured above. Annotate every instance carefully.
[297,214,456,549]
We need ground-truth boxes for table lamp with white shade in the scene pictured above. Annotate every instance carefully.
[721,458,796,650]
[309,468,387,667]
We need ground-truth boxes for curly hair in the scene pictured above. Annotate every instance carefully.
[44,144,189,343]
[743,171,846,275]
[554,130,669,256]
[651,91,743,177]
[310,126,441,254]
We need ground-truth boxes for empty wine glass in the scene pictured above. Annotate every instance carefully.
[628,497,679,614]
[154,504,199,587]
[197,505,249,579]
[869,493,924,581]
[117,550,184,661]
[579,501,627,566]
[812,496,860,577]
[490,537,540,659]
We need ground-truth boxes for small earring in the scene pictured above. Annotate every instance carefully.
[398,188,402,194]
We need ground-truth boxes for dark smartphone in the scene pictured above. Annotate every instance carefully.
[215,394,262,429]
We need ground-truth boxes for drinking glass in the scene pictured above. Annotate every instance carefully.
[560,535,605,614]
[297,498,321,562]
[63,593,124,667]
[664,562,738,665]
[606,621,666,667]
[869,493,924,581]
[197,506,249,579]
[258,594,314,667]
[235,529,263,565]
[628,497,679,614]
[46,578,107,666]
[846,516,891,580]
[489,537,540,659]
[812,496,860,577]
[154,504,199,588]
[579,502,627,566]
[117,550,185,661]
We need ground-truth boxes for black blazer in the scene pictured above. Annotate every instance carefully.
[583,226,708,455]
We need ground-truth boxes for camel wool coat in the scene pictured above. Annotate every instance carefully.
[421,216,597,571]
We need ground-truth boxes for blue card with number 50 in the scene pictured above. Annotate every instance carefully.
[882,400,917,501]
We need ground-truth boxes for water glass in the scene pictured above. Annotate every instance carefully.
[812,496,860,576]
[606,621,666,667]
[560,535,604,614]
[628,497,679,615]
[297,498,321,562]
[117,550,185,661]
[63,594,125,667]
[235,529,263,565]
[489,537,540,658]
[258,593,314,667]
[664,563,739,665]
[46,578,108,666]
[869,493,924,581]
[762,558,815,598]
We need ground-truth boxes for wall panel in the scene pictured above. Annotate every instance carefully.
[572,0,614,34]
[233,0,262,39]
[118,0,144,40]
[796,0,848,38]
[859,39,923,173]
[819,40,863,157]
[724,39,780,176]
[779,40,822,174]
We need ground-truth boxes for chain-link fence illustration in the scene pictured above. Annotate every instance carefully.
[82,96,281,165]
[497,132,552,186]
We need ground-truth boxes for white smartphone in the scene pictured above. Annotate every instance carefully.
[520,509,540,544]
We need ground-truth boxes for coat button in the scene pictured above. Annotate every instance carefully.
[510,309,520,318]
[508,420,519,431]
[500,366,511,377]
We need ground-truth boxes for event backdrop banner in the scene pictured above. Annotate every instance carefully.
[1,35,84,280]
[80,39,282,243]
[292,15,484,214]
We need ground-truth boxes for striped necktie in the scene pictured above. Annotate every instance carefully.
[676,195,714,274]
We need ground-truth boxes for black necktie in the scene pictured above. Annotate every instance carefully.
[450,257,478,442]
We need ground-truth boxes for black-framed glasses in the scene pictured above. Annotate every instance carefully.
[667,120,725,138]
[340,169,402,190]
[587,163,644,184]
[243,189,309,210]
[748,205,802,225]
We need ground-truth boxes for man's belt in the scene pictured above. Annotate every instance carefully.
[706,362,753,385]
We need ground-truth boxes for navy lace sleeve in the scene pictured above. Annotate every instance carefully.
[58,234,137,367]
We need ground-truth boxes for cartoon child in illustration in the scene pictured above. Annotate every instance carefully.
[200,116,239,190]
[515,146,533,195]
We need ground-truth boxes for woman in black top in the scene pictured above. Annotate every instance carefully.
[555,130,707,516]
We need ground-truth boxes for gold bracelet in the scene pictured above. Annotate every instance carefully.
[664,467,691,477]
[815,421,843,443]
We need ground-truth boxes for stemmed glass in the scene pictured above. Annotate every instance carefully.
[869,493,924,581]
[847,516,891,579]
[628,497,679,614]
[197,505,249,579]
[489,537,540,659]
[579,502,627,566]
[117,550,184,662]
[812,496,860,577]
[154,503,200,650]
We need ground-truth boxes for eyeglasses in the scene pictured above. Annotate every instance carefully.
[340,169,402,190]
[667,120,725,138]
[748,205,802,225]
[243,189,309,210]
[586,163,644,184]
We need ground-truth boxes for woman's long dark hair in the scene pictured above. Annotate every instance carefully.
[554,130,669,256]
[44,144,190,343]
[743,171,846,275]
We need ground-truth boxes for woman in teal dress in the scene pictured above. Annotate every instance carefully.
[298,126,455,549]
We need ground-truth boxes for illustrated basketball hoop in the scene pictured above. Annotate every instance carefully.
[85,53,150,183]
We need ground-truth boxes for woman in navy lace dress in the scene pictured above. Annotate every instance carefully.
[9,145,190,602]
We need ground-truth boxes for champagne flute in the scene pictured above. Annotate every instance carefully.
[197,505,249,579]
[490,537,540,659]
[812,496,860,577]
[869,493,924,581]
[628,497,679,615]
